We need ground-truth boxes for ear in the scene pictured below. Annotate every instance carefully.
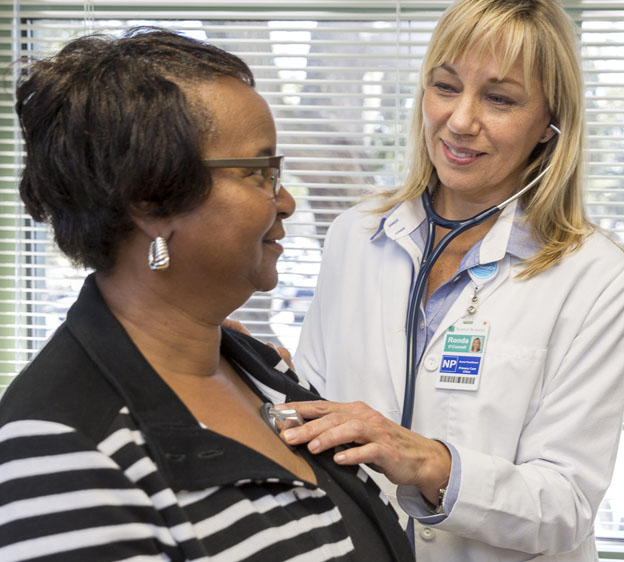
[129,202,173,241]
[538,124,558,144]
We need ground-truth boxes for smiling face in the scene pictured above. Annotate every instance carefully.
[165,77,295,309]
[422,53,554,209]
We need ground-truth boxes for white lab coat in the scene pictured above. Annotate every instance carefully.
[294,196,624,562]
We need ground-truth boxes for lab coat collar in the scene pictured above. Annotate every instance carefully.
[478,197,544,266]
[478,198,518,265]
[370,176,436,244]
[375,197,426,242]
[505,207,540,262]
[374,189,538,268]
[371,179,435,266]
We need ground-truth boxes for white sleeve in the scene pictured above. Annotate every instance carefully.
[399,265,624,555]
[293,221,341,398]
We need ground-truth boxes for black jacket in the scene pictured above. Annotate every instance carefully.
[0,274,414,561]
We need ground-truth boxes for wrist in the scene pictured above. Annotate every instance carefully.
[419,439,451,505]
[421,483,448,514]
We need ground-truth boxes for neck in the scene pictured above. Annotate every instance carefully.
[95,270,224,380]
[429,184,505,251]
[433,183,514,222]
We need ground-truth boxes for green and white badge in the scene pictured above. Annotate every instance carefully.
[436,319,489,391]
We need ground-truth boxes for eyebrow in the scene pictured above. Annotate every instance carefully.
[255,146,275,157]
[438,63,525,88]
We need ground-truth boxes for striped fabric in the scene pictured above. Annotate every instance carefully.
[0,408,356,561]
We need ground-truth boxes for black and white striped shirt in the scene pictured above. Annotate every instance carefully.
[0,276,413,562]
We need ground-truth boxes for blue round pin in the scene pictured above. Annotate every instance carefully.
[469,262,498,280]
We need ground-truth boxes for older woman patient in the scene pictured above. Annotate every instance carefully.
[0,29,413,561]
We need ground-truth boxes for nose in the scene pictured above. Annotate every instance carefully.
[447,94,480,136]
[276,184,296,219]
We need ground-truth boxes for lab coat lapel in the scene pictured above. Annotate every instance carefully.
[379,198,427,411]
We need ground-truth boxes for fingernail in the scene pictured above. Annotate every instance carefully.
[309,439,320,453]
[335,453,346,463]
[283,429,298,442]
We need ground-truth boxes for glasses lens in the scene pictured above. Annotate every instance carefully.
[259,170,275,195]
[264,166,281,196]
[273,166,281,195]
[273,159,283,195]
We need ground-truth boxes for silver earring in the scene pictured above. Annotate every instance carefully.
[148,236,170,270]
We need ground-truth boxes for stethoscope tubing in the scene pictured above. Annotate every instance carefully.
[399,134,559,430]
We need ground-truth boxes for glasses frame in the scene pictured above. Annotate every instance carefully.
[203,155,284,196]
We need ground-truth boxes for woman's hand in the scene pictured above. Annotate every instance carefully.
[222,317,252,335]
[266,342,296,372]
[222,318,295,371]
[279,400,451,504]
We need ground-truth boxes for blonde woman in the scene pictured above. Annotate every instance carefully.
[288,0,624,560]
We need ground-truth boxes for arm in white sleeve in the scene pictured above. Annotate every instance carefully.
[293,221,344,398]
[398,265,624,555]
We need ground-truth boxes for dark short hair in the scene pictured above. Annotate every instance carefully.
[15,27,255,272]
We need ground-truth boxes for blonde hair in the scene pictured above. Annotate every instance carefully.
[376,0,591,278]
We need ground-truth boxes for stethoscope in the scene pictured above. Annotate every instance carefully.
[400,124,561,429]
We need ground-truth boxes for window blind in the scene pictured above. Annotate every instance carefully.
[1,0,623,548]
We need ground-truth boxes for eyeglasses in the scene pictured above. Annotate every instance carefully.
[203,155,284,197]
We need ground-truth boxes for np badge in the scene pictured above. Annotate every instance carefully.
[436,320,489,391]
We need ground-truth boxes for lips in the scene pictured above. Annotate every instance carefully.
[262,230,285,253]
[442,140,485,163]
[263,229,285,244]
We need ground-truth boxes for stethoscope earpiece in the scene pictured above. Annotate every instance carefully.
[541,124,560,142]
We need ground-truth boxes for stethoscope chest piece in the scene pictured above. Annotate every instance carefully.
[261,402,303,449]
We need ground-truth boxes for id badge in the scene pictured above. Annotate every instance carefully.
[436,319,489,391]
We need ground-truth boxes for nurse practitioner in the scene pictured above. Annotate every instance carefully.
[286,0,624,560]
